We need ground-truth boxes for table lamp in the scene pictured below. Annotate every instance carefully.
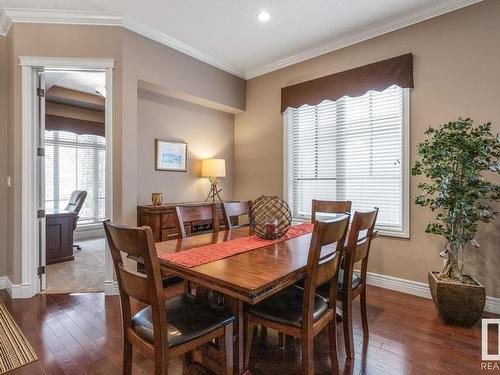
[202,159,226,202]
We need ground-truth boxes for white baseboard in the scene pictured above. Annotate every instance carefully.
[4,277,35,299]
[74,225,105,241]
[365,271,431,299]
[486,296,500,315]
[1,275,117,298]
[365,271,500,315]
[104,280,119,296]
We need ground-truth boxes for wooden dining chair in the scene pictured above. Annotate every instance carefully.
[244,215,350,375]
[318,208,378,359]
[175,203,218,238]
[311,199,352,222]
[221,201,252,229]
[278,198,351,349]
[103,220,235,375]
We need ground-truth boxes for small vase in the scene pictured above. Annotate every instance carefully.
[151,193,163,205]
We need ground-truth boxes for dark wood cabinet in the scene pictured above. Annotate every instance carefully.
[137,202,238,242]
[46,210,77,265]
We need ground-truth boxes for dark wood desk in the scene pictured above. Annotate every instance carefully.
[46,209,77,265]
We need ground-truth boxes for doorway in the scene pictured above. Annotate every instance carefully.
[19,57,115,298]
[42,70,107,293]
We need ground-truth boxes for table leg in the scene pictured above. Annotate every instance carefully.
[236,299,245,374]
[194,288,250,374]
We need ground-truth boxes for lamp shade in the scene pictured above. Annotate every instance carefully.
[202,159,226,177]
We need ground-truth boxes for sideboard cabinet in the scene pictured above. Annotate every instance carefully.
[137,202,238,242]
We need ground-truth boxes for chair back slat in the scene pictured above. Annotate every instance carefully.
[175,203,218,238]
[105,223,153,258]
[222,201,251,229]
[302,215,350,326]
[353,237,370,264]
[117,265,152,305]
[315,250,341,288]
[311,200,352,222]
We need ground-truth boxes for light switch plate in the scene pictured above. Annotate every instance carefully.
[7,176,11,187]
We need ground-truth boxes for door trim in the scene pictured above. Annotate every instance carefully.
[19,57,116,298]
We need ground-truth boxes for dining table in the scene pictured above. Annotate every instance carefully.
[155,219,361,375]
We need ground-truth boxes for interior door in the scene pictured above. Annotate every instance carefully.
[36,71,47,291]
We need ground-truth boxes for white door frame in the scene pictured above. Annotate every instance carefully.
[19,56,116,298]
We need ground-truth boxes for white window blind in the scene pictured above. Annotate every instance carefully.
[45,130,106,226]
[286,85,409,237]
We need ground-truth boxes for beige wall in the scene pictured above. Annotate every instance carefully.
[137,89,234,205]
[234,0,500,297]
[0,36,7,277]
[3,23,245,283]
[120,30,244,227]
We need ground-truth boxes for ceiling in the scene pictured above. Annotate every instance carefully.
[0,0,482,78]
[45,71,105,95]
[45,71,106,110]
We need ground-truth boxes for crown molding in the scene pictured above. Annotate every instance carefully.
[0,0,483,79]
[122,17,246,78]
[0,9,11,35]
[2,8,121,26]
[245,0,483,78]
[0,7,246,78]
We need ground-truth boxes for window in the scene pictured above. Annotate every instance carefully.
[45,130,106,226]
[285,85,409,237]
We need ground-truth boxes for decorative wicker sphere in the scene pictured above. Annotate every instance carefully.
[249,195,292,239]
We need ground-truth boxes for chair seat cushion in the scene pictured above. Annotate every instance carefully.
[131,294,235,348]
[318,269,361,295]
[337,269,361,291]
[247,285,328,328]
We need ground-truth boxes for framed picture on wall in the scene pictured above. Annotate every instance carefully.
[155,139,188,172]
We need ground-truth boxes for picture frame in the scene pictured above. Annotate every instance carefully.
[155,139,188,172]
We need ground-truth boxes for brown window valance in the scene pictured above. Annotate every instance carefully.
[45,114,105,137]
[281,53,413,112]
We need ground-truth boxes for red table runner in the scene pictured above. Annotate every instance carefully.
[159,223,314,268]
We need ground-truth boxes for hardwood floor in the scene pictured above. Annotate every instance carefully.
[1,284,497,375]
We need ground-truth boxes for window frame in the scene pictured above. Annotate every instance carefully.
[283,88,410,238]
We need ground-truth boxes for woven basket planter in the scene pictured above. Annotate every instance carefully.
[249,196,292,239]
[428,271,485,327]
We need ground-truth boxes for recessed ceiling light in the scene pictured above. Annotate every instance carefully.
[257,10,271,22]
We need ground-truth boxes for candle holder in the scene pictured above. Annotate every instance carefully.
[249,195,292,239]
[151,193,163,206]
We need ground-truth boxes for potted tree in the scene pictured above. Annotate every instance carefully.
[412,118,500,326]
